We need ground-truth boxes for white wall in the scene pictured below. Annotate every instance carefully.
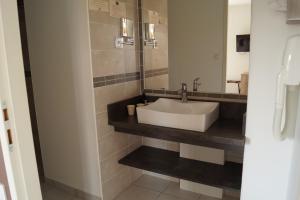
[24,0,101,197]
[168,0,227,92]
[242,0,300,199]
[287,102,300,200]
[226,4,251,94]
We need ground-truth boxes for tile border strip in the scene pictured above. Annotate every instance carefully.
[93,72,140,88]
[144,89,247,103]
[138,0,144,91]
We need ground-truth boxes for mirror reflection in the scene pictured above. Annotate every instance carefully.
[142,0,251,95]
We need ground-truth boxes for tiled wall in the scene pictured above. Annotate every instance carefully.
[142,0,169,90]
[88,1,143,199]
[88,0,245,198]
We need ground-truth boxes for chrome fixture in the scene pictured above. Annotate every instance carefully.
[115,18,135,48]
[179,83,188,103]
[144,23,157,48]
[193,77,201,92]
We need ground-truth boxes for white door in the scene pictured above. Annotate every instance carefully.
[0,102,17,200]
[0,0,42,199]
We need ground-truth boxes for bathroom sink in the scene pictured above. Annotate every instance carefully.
[136,98,219,132]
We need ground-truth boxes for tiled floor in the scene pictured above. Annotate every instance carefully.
[114,175,240,200]
[41,175,239,200]
[41,182,84,200]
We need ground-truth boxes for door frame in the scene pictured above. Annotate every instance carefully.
[0,0,42,199]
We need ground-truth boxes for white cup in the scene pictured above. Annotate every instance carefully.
[127,105,136,116]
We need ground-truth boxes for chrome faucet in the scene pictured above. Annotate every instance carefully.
[193,77,201,92]
[180,83,188,103]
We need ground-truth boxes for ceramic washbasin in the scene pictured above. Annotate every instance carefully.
[136,98,219,132]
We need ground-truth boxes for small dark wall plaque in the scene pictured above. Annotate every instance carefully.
[236,34,250,52]
[287,0,300,24]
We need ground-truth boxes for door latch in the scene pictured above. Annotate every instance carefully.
[1,102,13,150]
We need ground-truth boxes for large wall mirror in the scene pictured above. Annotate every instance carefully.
[141,0,251,95]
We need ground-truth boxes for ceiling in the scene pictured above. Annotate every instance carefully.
[229,0,252,5]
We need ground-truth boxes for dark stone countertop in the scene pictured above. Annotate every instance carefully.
[108,95,246,153]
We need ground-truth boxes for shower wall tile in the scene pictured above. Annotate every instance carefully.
[88,0,142,199]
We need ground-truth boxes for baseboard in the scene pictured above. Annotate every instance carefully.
[44,178,101,200]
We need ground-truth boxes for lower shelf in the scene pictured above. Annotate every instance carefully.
[119,146,243,190]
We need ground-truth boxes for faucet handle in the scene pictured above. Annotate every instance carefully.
[182,83,187,90]
[193,78,201,92]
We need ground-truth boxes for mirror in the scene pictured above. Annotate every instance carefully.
[141,0,251,95]
[120,18,134,38]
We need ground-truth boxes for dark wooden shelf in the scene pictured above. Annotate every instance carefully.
[108,95,246,153]
[119,146,243,190]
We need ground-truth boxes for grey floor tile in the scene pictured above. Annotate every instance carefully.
[222,195,240,200]
[134,175,170,192]
[41,182,84,200]
[198,195,220,200]
[157,193,187,200]
[43,186,74,200]
[198,195,240,200]
[114,185,160,200]
[163,182,200,200]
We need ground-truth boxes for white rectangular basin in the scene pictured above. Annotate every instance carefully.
[136,98,219,132]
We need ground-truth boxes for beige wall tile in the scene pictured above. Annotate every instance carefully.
[102,168,132,200]
[144,48,153,71]
[143,137,165,149]
[94,83,130,114]
[145,75,169,90]
[128,134,142,147]
[142,171,179,182]
[142,0,162,12]
[131,168,143,182]
[124,50,139,73]
[89,0,141,198]
[143,137,179,152]
[133,175,170,192]
[160,0,168,19]
[126,4,138,21]
[124,80,141,98]
[102,167,142,200]
[90,23,119,51]
[94,87,107,114]
[124,0,138,6]
[96,113,114,140]
[180,144,225,165]
[99,132,128,161]
[89,9,119,25]
[92,50,126,77]
[165,141,179,152]
[100,149,130,183]
[152,49,168,69]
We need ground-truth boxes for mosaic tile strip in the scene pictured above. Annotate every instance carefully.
[93,72,140,88]
[138,0,144,91]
